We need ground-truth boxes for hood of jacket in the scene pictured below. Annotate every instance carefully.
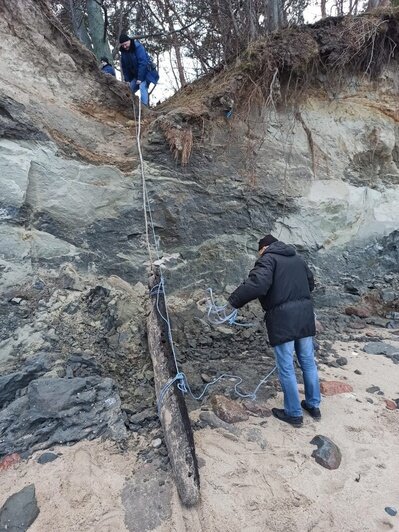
[263,241,296,257]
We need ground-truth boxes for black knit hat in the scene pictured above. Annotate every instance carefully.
[119,33,130,43]
[258,234,278,250]
[100,56,109,63]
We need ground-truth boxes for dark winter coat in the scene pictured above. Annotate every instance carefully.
[101,64,116,77]
[119,39,159,85]
[228,241,315,347]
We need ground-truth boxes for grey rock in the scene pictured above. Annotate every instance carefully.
[385,507,397,517]
[37,452,59,464]
[199,411,239,435]
[336,357,348,366]
[0,377,127,457]
[151,438,162,449]
[354,370,362,375]
[0,484,39,531]
[365,317,389,328]
[0,354,52,408]
[129,408,157,425]
[310,435,342,470]
[364,342,399,360]
[366,386,380,394]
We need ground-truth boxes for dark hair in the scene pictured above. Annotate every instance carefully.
[258,234,278,250]
[119,33,130,43]
[100,56,109,64]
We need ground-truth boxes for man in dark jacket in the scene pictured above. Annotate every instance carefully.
[100,57,116,77]
[228,234,321,427]
[119,33,159,106]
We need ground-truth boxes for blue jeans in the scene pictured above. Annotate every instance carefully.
[129,80,149,106]
[273,337,321,417]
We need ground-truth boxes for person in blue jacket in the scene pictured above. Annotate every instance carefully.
[119,33,159,106]
[100,57,116,77]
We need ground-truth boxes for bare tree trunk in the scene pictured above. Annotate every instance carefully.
[320,0,327,18]
[86,0,112,60]
[68,0,92,49]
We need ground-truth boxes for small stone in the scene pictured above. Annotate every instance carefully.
[348,321,366,330]
[201,373,212,383]
[199,411,239,435]
[366,386,380,394]
[385,507,397,517]
[0,453,21,472]
[365,317,389,328]
[366,398,374,404]
[354,370,362,375]
[384,400,397,410]
[336,357,348,366]
[0,484,39,530]
[242,400,272,417]
[151,438,162,449]
[320,381,353,396]
[10,297,23,305]
[310,435,342,470]
[37,452,59,465]
[211,395,249,424]
[345,306,370,318]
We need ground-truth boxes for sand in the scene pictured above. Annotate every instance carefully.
[1,330,398,532]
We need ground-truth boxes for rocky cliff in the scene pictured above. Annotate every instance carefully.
[1,1,398,456]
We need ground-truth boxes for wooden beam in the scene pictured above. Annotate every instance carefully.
[147,270,200,506]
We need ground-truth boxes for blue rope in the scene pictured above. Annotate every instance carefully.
[206,287,255,328]
[157,367,278,414]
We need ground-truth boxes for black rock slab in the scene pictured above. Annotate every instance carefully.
[0,377,127,458]
[310,435,342,470]
[0,484,39,531]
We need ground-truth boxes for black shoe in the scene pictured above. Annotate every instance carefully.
[272,408,303,427]
[301,400,321,420]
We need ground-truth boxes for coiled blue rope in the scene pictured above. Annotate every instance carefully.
[206,287,255,328]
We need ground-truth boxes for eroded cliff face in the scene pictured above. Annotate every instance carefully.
[0,0,398,455]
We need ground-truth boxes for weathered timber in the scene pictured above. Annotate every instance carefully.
[147,270,200,506]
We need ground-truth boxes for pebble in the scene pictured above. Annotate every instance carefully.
[37,452,59,465]
[211,395,249,424]
[385,507,397,517]
[151,438,162,449]
[0,453,21,471]
[336,357,348,366]
[354,370,362,375]
[366,386,380,394]
[310,435,342,470]
[320,381,353,396]
[384,400,397,411]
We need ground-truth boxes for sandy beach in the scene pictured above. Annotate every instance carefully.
[1,330,398,532]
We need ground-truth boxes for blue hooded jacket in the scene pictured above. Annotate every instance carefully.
[101,64,116,76]
[120,39,159,85]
